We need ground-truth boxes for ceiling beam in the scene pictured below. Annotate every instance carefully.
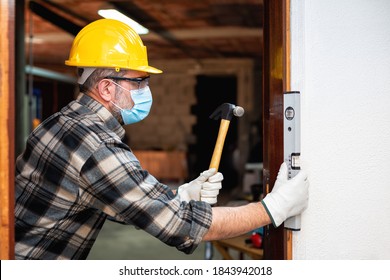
[144,27,263,41]
[40,0,89,24]
[29,27,262,44]
[109,1,221,59]
[29,1,82,36]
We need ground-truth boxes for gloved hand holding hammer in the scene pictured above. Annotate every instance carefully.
[178,103,242,205]
[177,169,223,204]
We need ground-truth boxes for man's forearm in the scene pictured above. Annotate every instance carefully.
[202,202,271,241]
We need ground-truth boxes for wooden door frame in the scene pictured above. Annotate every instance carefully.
[0,0,16,260]
[262,0,292,260]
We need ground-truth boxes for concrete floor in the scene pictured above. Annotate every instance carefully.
[87,219,222,260]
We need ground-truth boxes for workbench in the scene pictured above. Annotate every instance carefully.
[212,234,263,260]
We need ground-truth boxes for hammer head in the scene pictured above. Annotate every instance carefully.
[209,103,245,121]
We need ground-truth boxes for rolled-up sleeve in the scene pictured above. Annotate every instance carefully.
[79,143,212,254]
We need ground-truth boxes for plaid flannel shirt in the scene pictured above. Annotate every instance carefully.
[15,93,212,260]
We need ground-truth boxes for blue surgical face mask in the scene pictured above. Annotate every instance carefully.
[111,82,153,125]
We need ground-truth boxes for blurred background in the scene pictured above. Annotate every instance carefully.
[14,0,265,259]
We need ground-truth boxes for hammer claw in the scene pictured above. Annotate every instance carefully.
[209,108,221,120]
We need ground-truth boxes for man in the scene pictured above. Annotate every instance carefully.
[15,19,309,260]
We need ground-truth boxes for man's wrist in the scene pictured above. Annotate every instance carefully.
[260,199,277,227]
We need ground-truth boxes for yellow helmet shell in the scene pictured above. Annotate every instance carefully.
[65,19,162,74]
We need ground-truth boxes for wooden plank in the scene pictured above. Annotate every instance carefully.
[0,0,15,260]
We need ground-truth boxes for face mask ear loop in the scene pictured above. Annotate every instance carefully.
[109,80,128,111]
[110,100,123,111]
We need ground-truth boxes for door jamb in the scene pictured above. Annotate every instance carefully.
[262,0,292,260]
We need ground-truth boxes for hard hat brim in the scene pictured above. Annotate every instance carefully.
[136,65,163,74]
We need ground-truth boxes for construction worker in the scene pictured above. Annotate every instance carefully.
[14,19,309,260]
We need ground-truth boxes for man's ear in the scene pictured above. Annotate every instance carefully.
[97,79,115,102]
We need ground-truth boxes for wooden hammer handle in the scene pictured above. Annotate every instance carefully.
[209,119,231,171]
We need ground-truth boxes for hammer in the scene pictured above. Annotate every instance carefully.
[203,103,244,260]
[209,103,245,171]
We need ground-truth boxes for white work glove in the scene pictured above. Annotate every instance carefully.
[177,168,223,204]
[261,162,309,227]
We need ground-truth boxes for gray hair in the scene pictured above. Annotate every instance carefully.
[78,68,127,93]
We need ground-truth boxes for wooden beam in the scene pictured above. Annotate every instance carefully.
[0,0,15,260]
[144,27,263,41]
[29,1,82,36]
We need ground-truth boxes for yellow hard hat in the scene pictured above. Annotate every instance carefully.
[65,19,162,74]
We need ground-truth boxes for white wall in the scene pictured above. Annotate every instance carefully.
[291,0,390,259]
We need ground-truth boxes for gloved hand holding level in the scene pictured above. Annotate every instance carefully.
[261,162,309,227]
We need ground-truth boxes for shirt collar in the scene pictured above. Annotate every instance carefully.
[76,93,125,140]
